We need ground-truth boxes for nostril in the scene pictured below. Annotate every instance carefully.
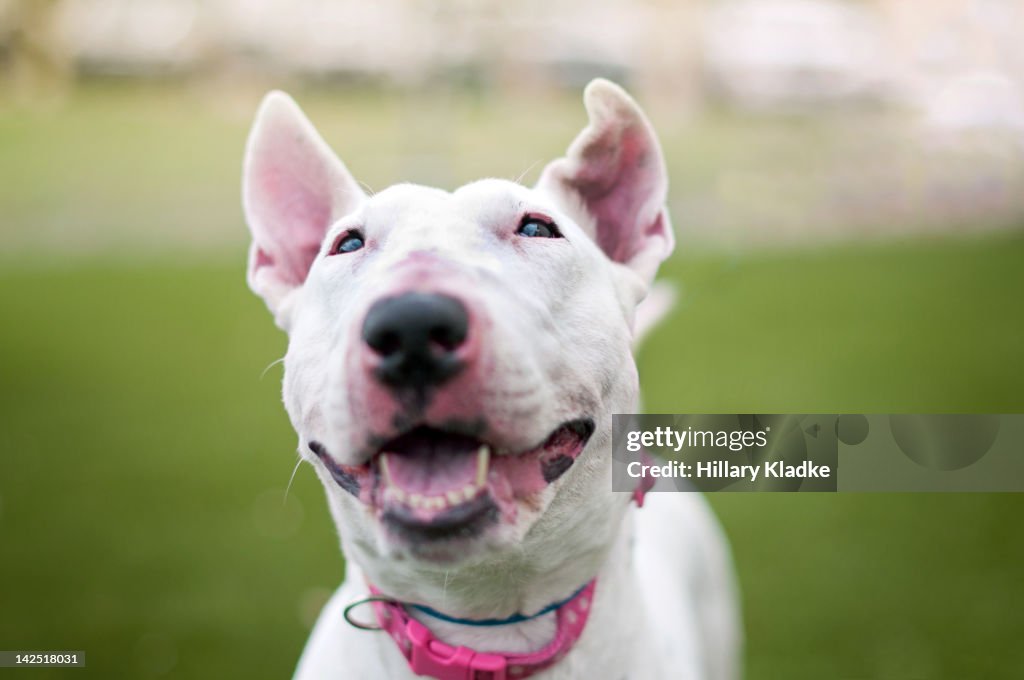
[369,330,402,357]
[429,323,466,352]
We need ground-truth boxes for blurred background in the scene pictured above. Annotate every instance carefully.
[1,0,1022,678]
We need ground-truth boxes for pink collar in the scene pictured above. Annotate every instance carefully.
[349,464,655,680]
[369,579,597,680]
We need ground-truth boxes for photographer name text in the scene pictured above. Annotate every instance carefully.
[626,459,831,482]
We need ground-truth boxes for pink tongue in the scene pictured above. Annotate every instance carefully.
[381,432,481,496]
[384,450,479,496]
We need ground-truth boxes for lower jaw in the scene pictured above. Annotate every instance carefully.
[381,492,500,545]
[380,525,496,563]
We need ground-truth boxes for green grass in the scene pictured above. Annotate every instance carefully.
[0,261,335,678]
[1,233,1022,678]
[646,234,1024,412]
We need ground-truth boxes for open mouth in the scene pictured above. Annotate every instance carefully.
[312,418,594,543]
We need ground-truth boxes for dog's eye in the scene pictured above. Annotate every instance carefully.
[331,231,364,255]
[517,217,562,239]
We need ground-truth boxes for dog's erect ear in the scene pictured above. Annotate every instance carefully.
[243,91,364,325]
[537,79,674,291]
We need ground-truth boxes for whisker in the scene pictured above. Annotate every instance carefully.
[260,356,286,380]
[357,180,377,197]
[284,456,304,504]
[513,160,542,185]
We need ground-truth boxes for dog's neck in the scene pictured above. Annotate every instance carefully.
[341,494,635,653]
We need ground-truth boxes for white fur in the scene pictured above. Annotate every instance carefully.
[242,79,741,680]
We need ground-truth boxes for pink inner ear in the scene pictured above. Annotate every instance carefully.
[243,91,368,306]
[557,118,664,267]
[249,146,336,288]
[253,245,274,269]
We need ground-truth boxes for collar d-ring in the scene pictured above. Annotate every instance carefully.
[343,594,400,631]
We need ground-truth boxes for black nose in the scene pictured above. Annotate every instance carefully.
[362,293,469,389]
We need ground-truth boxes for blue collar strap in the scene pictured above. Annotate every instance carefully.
[409,581,591,627]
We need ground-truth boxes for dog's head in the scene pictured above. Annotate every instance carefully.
[243,80,673,568]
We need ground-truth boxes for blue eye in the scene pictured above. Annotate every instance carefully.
[333,231,364,254]
[517,217,561,239]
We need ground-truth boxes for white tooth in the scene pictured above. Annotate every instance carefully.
[446,490,462,506]
[427,496,446,511]
[409,494,424,508]
[462,485,478,502]
[384,486,407,503]
[475,445,490,487]
[379,453,394,487]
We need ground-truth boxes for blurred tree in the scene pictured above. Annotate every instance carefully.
[0,0,71,105]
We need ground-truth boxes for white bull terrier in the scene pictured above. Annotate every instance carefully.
[242,79,740,680]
